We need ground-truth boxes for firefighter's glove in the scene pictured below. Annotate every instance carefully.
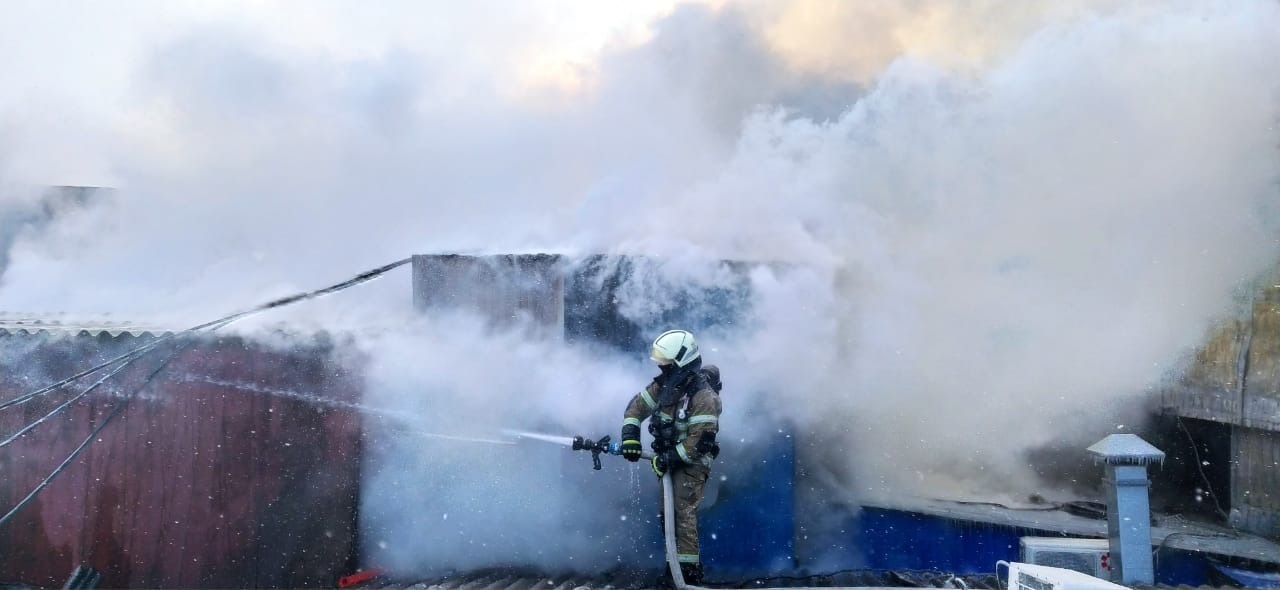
[620,439,643,463]
[651,451,681,478]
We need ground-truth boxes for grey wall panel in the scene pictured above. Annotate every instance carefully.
[1230,426,1280,540]
[412,254,564,338]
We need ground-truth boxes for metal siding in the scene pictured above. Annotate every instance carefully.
[412,254,564,338]
[699,430,796,575]
[561,256,753,353]
[1243,394,1280,432]
[1161,280,1280,539]
[563,256,648,352]
[1162,320,1244,424]
[0,333,363,588]
[1190,320,1245,394]
[1162,284,1280,432]
[1230,427,1280,540]
[1244,301,1280,430]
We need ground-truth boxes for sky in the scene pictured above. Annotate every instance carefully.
[2,0,1280,576]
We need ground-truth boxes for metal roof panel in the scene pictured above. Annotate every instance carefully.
[0,313,177,337]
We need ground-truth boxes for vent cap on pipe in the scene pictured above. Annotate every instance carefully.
[1086,433,1165,467]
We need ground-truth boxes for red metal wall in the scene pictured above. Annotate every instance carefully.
[0,331,364,588]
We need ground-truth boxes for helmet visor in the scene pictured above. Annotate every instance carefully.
[651,345,676,366]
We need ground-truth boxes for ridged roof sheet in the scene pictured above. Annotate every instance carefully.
[0,313,176,337]
[382,567,1005,590]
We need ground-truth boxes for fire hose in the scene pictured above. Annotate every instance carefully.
[573,434,861,590]
[572,435,706,590]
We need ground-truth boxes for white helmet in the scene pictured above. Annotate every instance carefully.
[650,329,700,368]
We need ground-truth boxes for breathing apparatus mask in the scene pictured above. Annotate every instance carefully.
[655,356,702,406]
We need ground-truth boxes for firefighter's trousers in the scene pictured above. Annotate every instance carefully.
[664,463,710,564]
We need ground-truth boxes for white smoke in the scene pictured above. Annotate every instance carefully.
[1,0,1279,577]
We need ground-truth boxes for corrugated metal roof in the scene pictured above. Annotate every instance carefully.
[0,313,176,337]
[1140,586,1249,590]
[380,568,1005,590]
[379,569,1262,590]
[396,569,649,590]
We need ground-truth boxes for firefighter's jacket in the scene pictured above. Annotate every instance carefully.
[622,380,721,468]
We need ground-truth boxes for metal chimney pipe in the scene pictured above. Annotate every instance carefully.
[1087,434,1165,585]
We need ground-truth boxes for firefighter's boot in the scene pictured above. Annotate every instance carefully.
[655,568,675,590]
[680,563,704,586]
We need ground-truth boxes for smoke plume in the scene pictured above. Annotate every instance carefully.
[2,0,1279,576]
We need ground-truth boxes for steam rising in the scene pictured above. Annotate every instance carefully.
[3,0,1280,576]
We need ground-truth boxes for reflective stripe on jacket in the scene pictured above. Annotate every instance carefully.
[622,380,721,467]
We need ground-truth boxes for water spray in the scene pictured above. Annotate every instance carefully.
[171,374,518,447]
[501,429,578,447]
[503,430,648,470]
[392,427,515,446]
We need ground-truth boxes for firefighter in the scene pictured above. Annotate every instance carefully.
[620,329,722,586]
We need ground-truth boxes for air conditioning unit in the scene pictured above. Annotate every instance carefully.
[1021,537,1111,579]
[1004,562,1128,590]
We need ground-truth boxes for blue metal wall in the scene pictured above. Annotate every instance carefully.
[854,508,1023,574]
[848,508,1213,586]
[700,430,796,576]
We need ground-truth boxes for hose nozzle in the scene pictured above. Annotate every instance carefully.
[572,434,612,470]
